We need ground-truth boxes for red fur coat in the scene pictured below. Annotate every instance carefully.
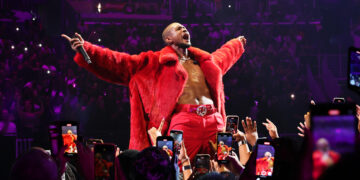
[74,38,244,150]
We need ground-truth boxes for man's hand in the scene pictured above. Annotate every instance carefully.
[178,141,189,161]
[304,111,311,129]
[238,36,247,47]
[224,152,244,176]
[262,118,279,139]
[241,117,258,146]
[298,111,311,137]
[210,159,220,172]
[297,122,307,137]
[76,141,94,180]
[147,118,165,146]
[61,32,84,52]
[233,130,246,142]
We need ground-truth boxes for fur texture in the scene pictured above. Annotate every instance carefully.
[74,38,244,150]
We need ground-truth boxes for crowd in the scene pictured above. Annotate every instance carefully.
[7,109,360,180]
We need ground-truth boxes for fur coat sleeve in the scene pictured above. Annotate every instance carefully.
[73,41,151,86]
[211,38,245,75]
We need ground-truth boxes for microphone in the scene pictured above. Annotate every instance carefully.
[73,35,91,64]
[77,46,92,64]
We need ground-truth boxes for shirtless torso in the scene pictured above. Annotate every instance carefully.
[177,58,214,105]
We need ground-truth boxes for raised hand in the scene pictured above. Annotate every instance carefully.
[75,141,94,180]
[238,36,247,47]
[241,117,258,146]
[224,151,244,176]
[178,141,189,161]
[304,111,311,129]
[297,122,307,137]
[297,111,311,137]
[147,118,165,146]
[61,32,84,52]
[262,118,279,139]
[233,130,246,143]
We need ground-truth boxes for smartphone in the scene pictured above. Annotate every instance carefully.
[94,143,116,180]
[86,138,104,151]
[156,136,174,160]
[310,103,357,180]
[226,115,239,134]
[332,97,345,104]
[217,132,232,164]
[49,121,79,157]
[169,130,183,155]
[348,46,360,92]
[195,154,210,175]
[255,139,275,178]
[60,122,79,156]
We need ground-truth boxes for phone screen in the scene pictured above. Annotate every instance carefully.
[61,124,78,154]
[349,47,360,89]
[170,130,183,155]
[226,115,239,133]
[217,133,232,163]
[311,104,356,180]
[255,142,275,177]
[94,144,115,180]
[157,137,174,160]
[195,154,210,175]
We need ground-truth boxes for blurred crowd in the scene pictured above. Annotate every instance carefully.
[0,20,131,147]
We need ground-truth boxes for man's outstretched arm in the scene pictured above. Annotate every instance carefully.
[211,36,246,75]
[62,33,149,86]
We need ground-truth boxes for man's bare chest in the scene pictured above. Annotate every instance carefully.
[181,60,206,83]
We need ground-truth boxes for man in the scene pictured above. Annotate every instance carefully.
[256,151,274,176]
[62,22,246,161]
[162,145,174,158]
[62,129,77,153]
[217,141,232,160]
[312,138,340,179]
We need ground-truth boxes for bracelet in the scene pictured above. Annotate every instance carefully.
[182,165,191,171]
[238,140,247,146]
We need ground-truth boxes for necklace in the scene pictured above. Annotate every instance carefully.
[179,56,190,63]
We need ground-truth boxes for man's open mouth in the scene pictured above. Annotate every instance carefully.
[183,33,190,40]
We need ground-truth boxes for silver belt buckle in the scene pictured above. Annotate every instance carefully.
[196,105,207,116]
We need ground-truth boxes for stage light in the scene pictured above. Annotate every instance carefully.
[98,38,101,42]
[16,27,19,31]
[32,17,36,21]
[38,43,42,47]
[24,47,28,52]
[11,45,15,50]
[46,70,51,74]
[72,83,77,88]
[290,93,295,99]
[97,3,102,13]
[228,5,231,8]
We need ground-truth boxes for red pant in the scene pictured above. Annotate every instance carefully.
[167,105,224,162]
